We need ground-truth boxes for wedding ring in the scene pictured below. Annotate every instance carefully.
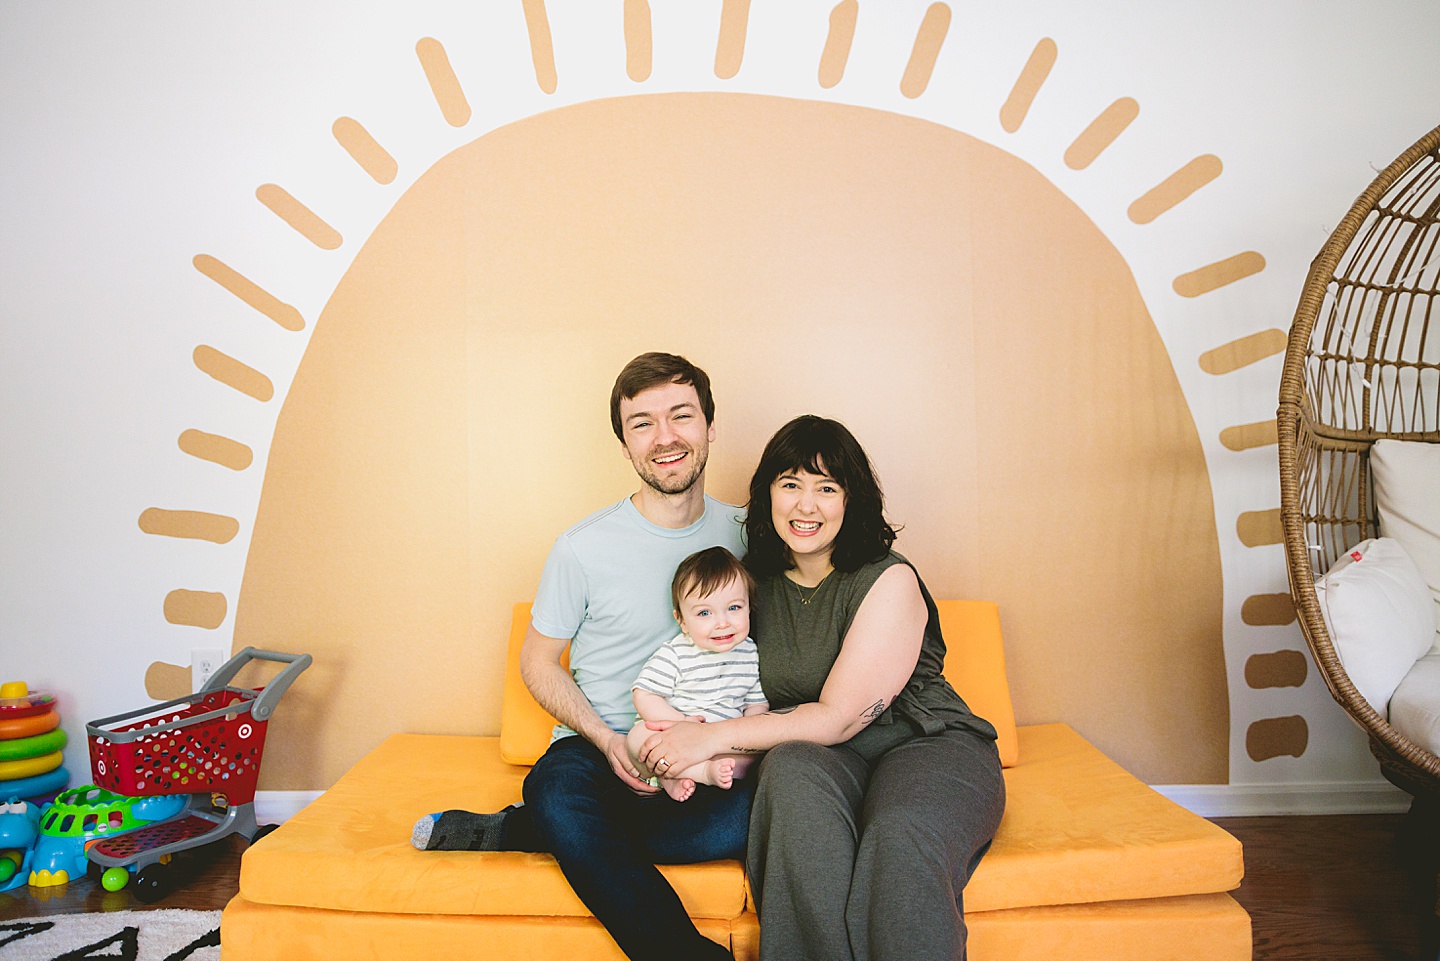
[658,757,670,768]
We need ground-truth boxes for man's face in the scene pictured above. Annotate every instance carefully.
[617,380,715,495]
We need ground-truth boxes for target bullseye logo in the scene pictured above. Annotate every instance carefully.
[238,723,253,739]
[97,760,107,776]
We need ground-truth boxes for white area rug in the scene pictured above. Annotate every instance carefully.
[0,909,219,961]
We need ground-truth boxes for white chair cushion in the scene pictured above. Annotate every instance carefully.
[1370,439,1440,649]
[1389,650,1440,756]
[1315,537,1435,715]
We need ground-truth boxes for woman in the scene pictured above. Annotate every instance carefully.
[638,415,1005,961]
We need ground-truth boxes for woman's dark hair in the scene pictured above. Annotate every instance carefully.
[743,415,897,577]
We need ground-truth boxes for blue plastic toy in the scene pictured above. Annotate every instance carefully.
[28,785,184,890]
[0,798,42,892]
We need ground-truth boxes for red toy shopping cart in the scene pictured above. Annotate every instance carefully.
[83,647,311,901]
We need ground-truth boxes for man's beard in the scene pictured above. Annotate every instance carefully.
[638,444,708,495]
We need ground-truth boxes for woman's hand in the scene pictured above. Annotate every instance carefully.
[637,718,721,778]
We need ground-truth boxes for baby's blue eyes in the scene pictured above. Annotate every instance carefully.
[694,604,744,618]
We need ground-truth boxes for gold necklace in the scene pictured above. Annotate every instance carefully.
[792,569,834,606]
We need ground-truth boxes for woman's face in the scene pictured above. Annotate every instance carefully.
[770,466,846,565]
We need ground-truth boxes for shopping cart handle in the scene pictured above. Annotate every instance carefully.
[200,647,313,722]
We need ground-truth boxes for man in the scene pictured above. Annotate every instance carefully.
[413,352,749,961]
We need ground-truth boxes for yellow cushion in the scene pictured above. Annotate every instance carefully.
[499,604,559,766]
[221,891,1250,961]
[222,897,740,961]
[966,724,1243,912]
[242,725,1240,919]
[499,599,1021,767]
[936,600,1019,767]
[240,733,748,920]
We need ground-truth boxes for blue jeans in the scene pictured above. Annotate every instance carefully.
[503,734,753,961]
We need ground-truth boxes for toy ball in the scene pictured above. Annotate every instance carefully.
[0,799,43,893]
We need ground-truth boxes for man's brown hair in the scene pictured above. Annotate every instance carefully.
[610,352,715,441]
[671,546,755,614]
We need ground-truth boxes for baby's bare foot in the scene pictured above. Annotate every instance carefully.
[707,757,737,790]
[663,777,696,802]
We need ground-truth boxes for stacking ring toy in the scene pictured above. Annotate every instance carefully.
[0,767,68,799]
[0,729,66,763]
[0,710,59,741]
[0,683,57,721]
[0,750,63,781]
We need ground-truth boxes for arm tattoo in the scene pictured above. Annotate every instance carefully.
[859,700,886,724]
[727,705,796,753]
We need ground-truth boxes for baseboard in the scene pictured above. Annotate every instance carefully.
[255,781,1414,825]
[1152,780,1413,817]
[254,790,323,825]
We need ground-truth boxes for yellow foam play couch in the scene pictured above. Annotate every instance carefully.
[222,602,1251,960]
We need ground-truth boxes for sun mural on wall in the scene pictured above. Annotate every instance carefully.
[138,1,1305,790]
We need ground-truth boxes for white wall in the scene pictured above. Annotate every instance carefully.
[3,0,1438,804]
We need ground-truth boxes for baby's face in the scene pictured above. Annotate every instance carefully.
[676,578,750,653]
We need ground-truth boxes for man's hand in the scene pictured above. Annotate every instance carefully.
[604,731,660,795]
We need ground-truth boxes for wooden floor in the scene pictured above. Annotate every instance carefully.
[2,815,1437,959]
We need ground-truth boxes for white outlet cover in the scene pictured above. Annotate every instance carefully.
[192,648,227,693]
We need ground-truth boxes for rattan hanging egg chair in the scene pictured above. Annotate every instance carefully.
[1278,123,1440,807]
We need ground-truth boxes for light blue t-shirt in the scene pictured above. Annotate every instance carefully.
[531,494,747,740]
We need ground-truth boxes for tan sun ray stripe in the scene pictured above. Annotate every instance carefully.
[1246,715,1308,761]
[1173,251,1266,297]
[144,661,192,701]
[714,0,751,80]
[256,184,342,250]
[1245,651,1307,689]
[192,255,304,332]
[1241,593,1297,627]
[415,38,472,127]
[624,0,652,82]
[1199,328,1288,375]
[819,1,858,89]
[520,0,558,94]
[138,508,240,544]
[1237,508,1283,547]
[192,346,274,402]
[1065,97,1139,170]
[900,3,950,99]
[164,589,229,629]
[1219,419,1278,452]
[332,118,397,185]
[178,429,254,471]
[999,38,1057,133]
[1128,154,1223,224]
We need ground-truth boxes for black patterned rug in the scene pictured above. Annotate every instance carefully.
[0,909,220,961]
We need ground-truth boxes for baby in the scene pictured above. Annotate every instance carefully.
[627,546,768,802]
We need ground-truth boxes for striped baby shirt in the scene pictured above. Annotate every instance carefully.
[633,633,767,722]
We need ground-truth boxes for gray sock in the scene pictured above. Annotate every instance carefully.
[411,805,520,852]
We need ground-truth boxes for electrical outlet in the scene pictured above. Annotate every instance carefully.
[192,648,226,692]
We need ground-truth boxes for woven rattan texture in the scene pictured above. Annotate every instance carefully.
[1279,124,1440,798]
